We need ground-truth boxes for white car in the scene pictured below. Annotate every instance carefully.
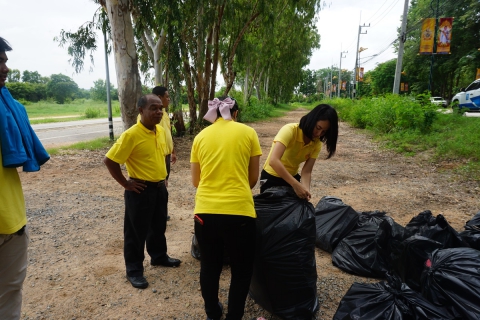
[430,96,447,107]
[451,80,480,111]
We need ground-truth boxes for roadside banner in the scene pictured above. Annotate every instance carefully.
[357,67,364,82]
[437,17,453,54]
[405,83,409,91]
[476,69,480,80]
[419,18,435,54]
[333,84,337,92]
[342,81,346,90]
[400,83,405,92]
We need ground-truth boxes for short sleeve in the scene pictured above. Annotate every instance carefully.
[190,137,199,163]
[309,141,322,159]
[273,124,295,148]
[250,129,262,157]
[105,132,135,164]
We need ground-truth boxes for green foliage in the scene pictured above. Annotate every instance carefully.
[46,74,79,104]
[333,95,438,134]
[332,96,480,180]
[369,59,396,95]
[84,107,102,118]
[90,79,118,101]
[5,82,47,102]
[7,69,21,82]
[22,70,43,83]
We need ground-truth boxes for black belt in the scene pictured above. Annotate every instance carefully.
[130,178,165,188]
[15,225,26,235]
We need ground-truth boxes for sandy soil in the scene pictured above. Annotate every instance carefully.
[19,109,479,319]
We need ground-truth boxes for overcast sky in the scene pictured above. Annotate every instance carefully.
[2,0,406,89]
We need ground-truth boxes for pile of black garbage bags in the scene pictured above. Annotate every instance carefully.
[314,196,480,320]
[192,189,480,320]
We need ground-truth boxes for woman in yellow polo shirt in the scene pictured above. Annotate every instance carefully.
[260,104,338,201]
[191,97,262,320]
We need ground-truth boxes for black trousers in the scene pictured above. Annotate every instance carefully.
[124,184,168,277]
[194,214,256,320]
[259,169,301,193]
[166,154,171,180]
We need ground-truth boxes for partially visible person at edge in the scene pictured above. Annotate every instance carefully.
[152,86,175,220]
[103,94,181,290]
[190,97,262,320]
[260,104,338,201]
[0,37,50,320]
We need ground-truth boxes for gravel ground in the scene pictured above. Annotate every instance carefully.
[19,109,479,319]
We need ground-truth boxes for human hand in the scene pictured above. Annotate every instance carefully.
[293,182,311,201]
[165,180,169,188]
[124,179,147,193]
[171,153,177,164]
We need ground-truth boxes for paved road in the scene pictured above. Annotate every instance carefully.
[32,117,124,148]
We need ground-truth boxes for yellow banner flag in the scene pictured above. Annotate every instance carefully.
[477,69,480,80]
[400,83,405,92]
[420,18,435,54]
[342,81,346,90]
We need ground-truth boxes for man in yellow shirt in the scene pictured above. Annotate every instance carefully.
[152,86,176,221]
[104,94,181,290]
[0,37,49,319]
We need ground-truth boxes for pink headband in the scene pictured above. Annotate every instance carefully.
[203,98,236,123]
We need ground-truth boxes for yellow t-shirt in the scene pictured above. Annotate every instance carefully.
[0,145,26,234]
[106,122,167,181]
[263,123,322,177]
[191,118,262,217]
[137,112,173,155]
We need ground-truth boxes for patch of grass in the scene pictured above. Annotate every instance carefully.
[30,117,85,124]
[25,99,121,120]
[46,137,116,155]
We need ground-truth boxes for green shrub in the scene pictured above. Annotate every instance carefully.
[84,107,101,118]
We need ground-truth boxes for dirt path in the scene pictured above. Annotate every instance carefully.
[19,109,479,319]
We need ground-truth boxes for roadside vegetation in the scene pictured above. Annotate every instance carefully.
[328,95,480,181]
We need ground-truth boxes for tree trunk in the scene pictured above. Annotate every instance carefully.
[104,0,143,130]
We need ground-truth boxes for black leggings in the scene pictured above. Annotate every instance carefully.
[259,169,300,193]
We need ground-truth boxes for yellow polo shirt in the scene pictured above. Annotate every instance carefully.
[191,118,262,217]
[0,145,26,234]
[263,123,321,177]
[137,112,173,155]
[106,122,167,181]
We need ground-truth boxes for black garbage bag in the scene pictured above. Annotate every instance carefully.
[392,235,443,292]
[332,211,389,278]
[459,211,480,250]
[333,273,451,320]
[249,187,318,320]
[374,218,408,271]
[314,196,359,253]
[405,211,467,248]
[357,210,389,228]
[191,234,201,260]
[404,210,436,236]
[421,247,480,319]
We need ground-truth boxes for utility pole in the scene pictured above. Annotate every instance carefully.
[354,23,370,99]
[393,0,410,94]
[428,0,440,93]
[330,65,333,99]
[102,18,114,141]
[339,50,348,98]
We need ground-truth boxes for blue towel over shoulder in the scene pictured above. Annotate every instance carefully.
[0,86,49,172]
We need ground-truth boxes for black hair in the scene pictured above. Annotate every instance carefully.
[137,94,160,109]
[216,96,239,118]
[152,86,168,97]
[0,37,12,52]
[299,104,338,159]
